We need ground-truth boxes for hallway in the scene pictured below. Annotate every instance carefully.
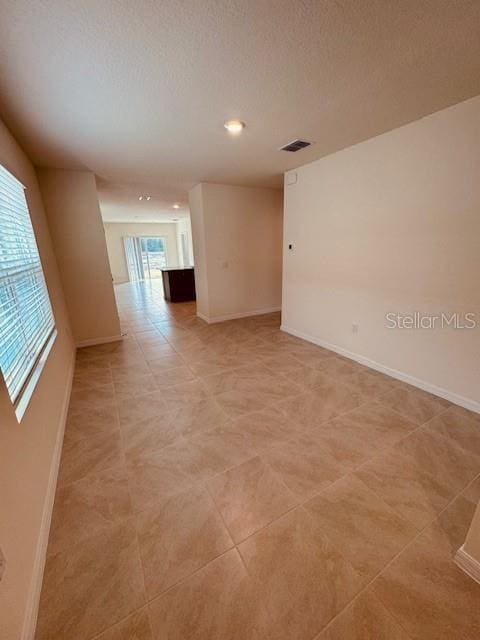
[36,282,480,640]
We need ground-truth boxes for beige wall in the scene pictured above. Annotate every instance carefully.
[104,221,179,284]
[189,185,210,318]
[37,170,121,346]
[0,122,75,639]
[282,95,480,408]
[189,183,283,322]
[175,216,194,266]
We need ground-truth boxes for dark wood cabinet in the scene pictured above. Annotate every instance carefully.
[161,267,196,302]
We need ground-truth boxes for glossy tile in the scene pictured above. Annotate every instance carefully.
[108,351,149,368]
[57,429,124,488]
[64,403,119,444]
[189,353,256,377]
[214,376,303,419]
[395,427,480,495]
[151,365,196,387]
[305,475,418,579]
[135,486,233,598]
[263,432,349,500]
[121,413,184,460]
[48,465,132,556]
[73,366,113,389]
[200,363,273,395]
[279,363,337,390]
[425,406,480,456]
[143,343,178,361]
[372,509,480,640]
[314,402,417,468]
[452,405,480,424]
[356,447,456,528]
[279,383,365,429]
[379,386,449,424]
[126,440,202,511]
[287,346,334,368]
[186,424,253,478]
[316,590,411,640]
[114,373,158,400]
[117,392,166,427]
[208,456,298,543]
[342,370,398,399]
[170,396,229,437]
[36,521,145,640]
[147,354,186,373]
[238,508,364,639]
[316,356,363,378]
[160,380,209,411]
[39,283,480,640]
[68,383,116,412]
[148,549,272,640]
[94,609,153,640]
[253,353,305,380]
[111,361,152,384]
[228,405,303,452]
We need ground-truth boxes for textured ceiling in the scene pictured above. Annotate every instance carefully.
[1,0,480,214]
[98,179,190,223]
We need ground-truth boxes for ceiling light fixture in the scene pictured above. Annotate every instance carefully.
[224,119,245,134]
[139,195,151,201]
[146,196,151,201]
[173,203,180,209]
[138,196,143,201]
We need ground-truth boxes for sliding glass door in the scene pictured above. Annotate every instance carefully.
[123,236,168,282]
[140,237,167,279]
[124,236,143,282]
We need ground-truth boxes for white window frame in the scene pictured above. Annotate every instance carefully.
[0,163,57,422]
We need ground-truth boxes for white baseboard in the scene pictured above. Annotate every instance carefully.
[280,324,480,415]
[76,334,124,348]
[198,306,281,324]
[21,358,75,640]
[455,545,480,585]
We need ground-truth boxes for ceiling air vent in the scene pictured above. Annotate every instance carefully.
[279,139,312,152]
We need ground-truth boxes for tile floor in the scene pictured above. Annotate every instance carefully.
[36,281,480,640]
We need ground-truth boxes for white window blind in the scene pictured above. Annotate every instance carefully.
[0,164,55,403]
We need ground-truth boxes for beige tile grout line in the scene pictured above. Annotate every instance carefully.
[311,467,480,640]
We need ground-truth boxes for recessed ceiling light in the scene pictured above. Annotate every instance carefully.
[146,196,151,201]
[224,119,245,134]
[173,203,180,209]
[138,196,143,201]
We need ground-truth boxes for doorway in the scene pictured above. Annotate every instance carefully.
[124,236,168,282]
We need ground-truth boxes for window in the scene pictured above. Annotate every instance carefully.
[0,164,55,414]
